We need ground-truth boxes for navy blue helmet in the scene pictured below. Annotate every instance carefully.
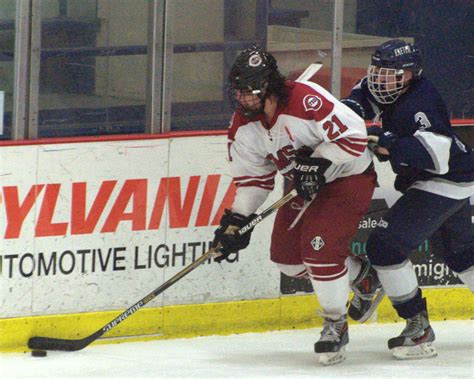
[367,39,424,103]
[371,39,423,79]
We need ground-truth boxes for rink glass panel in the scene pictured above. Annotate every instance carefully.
[0,1,16,137]
[36,1,149,137]
[1,1,472,140]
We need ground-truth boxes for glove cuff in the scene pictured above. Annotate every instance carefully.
[220,209,255,228]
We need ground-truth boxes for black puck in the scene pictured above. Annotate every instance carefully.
[31,350,47,357]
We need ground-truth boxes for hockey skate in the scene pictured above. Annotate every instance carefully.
[388,299,437,360]
[348,260,385,323]
[314,314,349,366]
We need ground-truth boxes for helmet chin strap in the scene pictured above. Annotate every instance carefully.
[241,98,265,119]
[242,105,264,119]
[241,83,269,119]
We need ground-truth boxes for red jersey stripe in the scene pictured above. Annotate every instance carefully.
[333,141,362,156]
[337,138,367,152]
[234,171,277,182]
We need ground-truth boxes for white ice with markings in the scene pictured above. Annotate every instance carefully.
[1,320,472,378]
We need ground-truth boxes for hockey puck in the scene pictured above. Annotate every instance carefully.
[31,350,47,357]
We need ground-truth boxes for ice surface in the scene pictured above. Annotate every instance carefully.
[1,320,472,378]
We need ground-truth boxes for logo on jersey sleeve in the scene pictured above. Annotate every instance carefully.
[303,94,323,112]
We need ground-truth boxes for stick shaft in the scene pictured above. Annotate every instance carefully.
[296,63,323,82]
[28,189,298,351]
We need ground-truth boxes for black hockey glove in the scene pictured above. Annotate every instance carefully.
[212,210,256,263]
[293,156,332,201]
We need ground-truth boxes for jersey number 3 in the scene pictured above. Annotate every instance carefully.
[322,115,348,140]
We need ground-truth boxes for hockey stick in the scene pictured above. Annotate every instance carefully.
[368,140,379,153]
[296,62,323,82]
[367,135,379,151]
[354,288,386,323]
[28,189,298,352]
[367,135,392,163]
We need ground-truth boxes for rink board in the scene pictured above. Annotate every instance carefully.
[1,287,472,352]
[0,133,472,352]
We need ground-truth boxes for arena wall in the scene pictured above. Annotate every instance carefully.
[0,131,472,352]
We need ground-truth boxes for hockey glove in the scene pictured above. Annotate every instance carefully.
[367,126,399,149]
[293,156,332,201]
[212,210,256,263]
[367,126,398,162]
[367,140,390,162]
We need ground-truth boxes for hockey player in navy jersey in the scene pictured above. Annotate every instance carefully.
[342,39,474,360]
[211,45,382,366]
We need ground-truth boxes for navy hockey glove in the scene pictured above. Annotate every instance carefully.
[367,140,390,162]
[212,210,256,263]
[293,156,332,201]
[367,126,398,149]
[367,126,398,162]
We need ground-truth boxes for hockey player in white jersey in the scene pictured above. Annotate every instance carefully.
[212,45,382,365]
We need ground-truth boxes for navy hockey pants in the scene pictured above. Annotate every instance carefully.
[366,189,473,273]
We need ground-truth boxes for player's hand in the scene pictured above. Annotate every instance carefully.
[212,210,256,263]
[293,156,332,201]
[367,140,390,162]
[367,126,398,149]
[367,127,397,162]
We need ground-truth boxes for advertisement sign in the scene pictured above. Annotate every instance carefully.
[0,136,471,318]
[0,136,284,318]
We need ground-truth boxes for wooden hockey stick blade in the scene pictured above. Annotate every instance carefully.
[28,189,298,352]
[296,63,323,82]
